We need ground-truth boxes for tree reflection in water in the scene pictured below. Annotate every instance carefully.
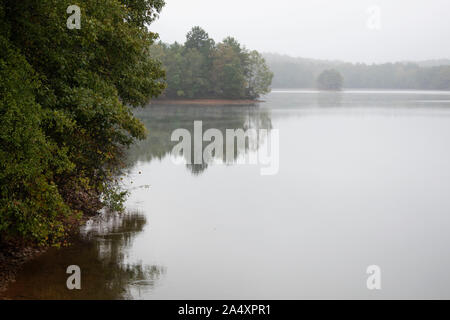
[5,104,273,299]
[127,104,273,175]
[4,211,165,299]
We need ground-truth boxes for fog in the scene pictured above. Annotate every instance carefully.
[152,0,450,64]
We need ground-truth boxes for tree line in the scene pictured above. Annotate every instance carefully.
[265,53,450,90]
[151,27,273,100]
[0,0,166,246]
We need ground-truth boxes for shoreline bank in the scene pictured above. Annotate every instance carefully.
[0,213,95,297]
[0,244,47,296]
[151,99,263,105]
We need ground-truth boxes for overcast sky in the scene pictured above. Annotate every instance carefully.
[152,0,450,64]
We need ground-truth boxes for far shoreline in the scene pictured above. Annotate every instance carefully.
[151,98,264,106]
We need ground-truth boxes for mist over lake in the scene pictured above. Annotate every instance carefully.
[3,1,450,308]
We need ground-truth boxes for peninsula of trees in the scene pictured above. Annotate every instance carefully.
[151,27,274,100]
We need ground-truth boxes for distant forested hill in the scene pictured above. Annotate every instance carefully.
[264,53,450,90]
[414,59,450,67]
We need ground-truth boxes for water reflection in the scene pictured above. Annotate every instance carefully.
[127,104,273,175]
[316,91,343,107]
[4,212,164,300]
[9,91,450,299]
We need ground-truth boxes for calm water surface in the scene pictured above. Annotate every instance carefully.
[6,90,450,299]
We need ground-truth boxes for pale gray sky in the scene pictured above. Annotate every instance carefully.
[152,0,450,64]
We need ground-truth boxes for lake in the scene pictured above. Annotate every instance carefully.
[5,89,450,299]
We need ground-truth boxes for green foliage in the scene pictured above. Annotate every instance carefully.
[153,27,273,100]
[212,40,247,98]
[316,69,343,91]
[0,36,73,245]
[247,50,274,99]
[185,26,215,53]
[102,183,129,213]
[0,0,165,245]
